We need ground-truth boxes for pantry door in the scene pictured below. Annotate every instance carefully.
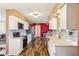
[35,24,41,37]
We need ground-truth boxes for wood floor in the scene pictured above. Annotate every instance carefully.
[19,37,48,56]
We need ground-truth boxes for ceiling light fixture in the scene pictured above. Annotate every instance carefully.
[32,12,40,18]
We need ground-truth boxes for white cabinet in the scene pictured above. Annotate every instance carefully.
[9,16,19,30]
[60,4,78,29]
[0,44,6,55]
[49,18,57,29]
[0,10,6,21]
[9,37,23,55]
[0,10,6,34]
[22,20,29,30]
[35,25,40,37]
[9,16,29,30]
[27,34,32,44]
[0,22,6,34]
[60,4,67,29]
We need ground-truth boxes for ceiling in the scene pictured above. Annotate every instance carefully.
[0,3,57,23]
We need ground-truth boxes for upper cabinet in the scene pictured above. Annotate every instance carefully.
[67,4,78,29]
[60,4,79,29]
[59,4,67,29]
[9,16,29,30]
[0,10,6,34]
[9,16,18,30]
[0,10,6,21]
[49,17,57,29]
[23,21,29,30]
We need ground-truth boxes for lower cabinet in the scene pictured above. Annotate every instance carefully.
[9,37,23,55]
[27,34,32,45]
[0,44,6,55]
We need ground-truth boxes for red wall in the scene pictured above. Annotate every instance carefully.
[31,23,49,38]
[40,23,49,38]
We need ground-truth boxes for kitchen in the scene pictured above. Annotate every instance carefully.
[0,3,79,56]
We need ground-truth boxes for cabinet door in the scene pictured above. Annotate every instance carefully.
[23,21,29,30]
[9,16,29,30]
[0,10,6,34]
[60,4,78,29]
[0,22,6,34]
[9,16,18,30]
[60,4,67,29]
[9,38,23,55]
[27,34,32,44]
[49,18,57,29]
[35,25,40,37]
